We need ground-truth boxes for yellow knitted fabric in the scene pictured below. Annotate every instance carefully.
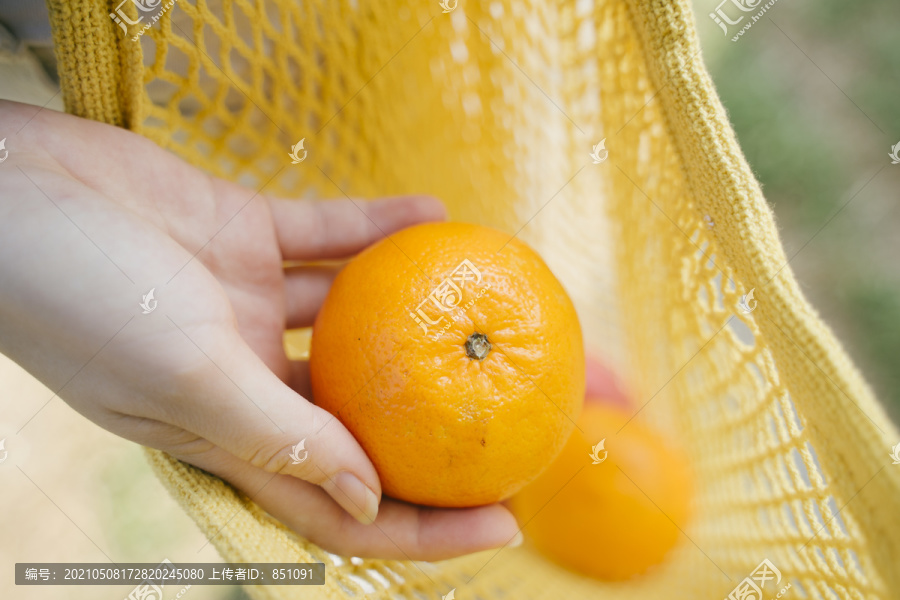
[47,0,900,598]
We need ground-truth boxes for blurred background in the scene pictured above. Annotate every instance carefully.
[0,0,897,598]
[693,0,900,423]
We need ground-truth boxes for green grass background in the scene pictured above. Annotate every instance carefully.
[693,0,900,423]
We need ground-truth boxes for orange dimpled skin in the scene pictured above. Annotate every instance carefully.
[309,222,584,507]
[511,403,694,581]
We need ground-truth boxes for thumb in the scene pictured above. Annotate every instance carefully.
[173,328,381,524]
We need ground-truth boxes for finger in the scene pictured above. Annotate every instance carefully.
[280,486,523,561]
[283,265,340,329]
[269,195,446,261]
[170,327,381,524]
[177,445,522,561]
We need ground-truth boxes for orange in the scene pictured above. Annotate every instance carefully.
[510,402,693,580]
[309,222,584,507]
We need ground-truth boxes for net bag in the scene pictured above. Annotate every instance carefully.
[47,0,900,598]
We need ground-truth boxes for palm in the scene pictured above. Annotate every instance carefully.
[180,196,293,383]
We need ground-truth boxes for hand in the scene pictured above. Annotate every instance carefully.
[0,100,520,560]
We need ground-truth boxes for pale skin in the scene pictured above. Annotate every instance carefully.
[0,100,523,560]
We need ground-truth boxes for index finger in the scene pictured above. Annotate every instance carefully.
[269,195,446,261]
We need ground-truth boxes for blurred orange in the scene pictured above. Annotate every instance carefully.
[511,403,693,580]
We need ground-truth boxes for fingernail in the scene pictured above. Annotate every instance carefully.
[323,472,380,525]
[510,531,524,548]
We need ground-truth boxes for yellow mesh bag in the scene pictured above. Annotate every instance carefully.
[46,0,900,598]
